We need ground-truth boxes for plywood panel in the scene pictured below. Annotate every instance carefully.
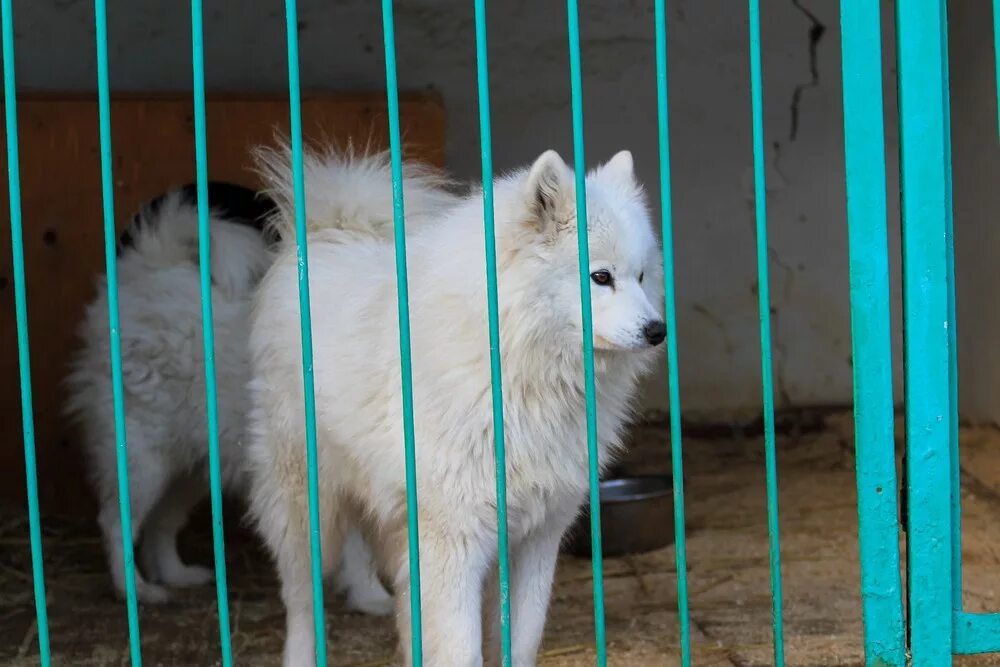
[0,93,446,514]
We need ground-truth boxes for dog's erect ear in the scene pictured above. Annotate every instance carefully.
[524,150,572,230]
[594,150,635,190]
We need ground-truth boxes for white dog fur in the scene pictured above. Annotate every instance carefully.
[247,145,665,666]
[64,191,393,615]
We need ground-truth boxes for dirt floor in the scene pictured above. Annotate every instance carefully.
[3,410,1000,666]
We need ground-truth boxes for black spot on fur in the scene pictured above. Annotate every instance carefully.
[176,182,277,234]
[116,229,133,256]
[116,181,278,257]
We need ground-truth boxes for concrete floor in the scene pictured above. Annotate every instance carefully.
[3,411,1000,665]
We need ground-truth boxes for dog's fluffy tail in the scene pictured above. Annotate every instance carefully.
[252,141,457,244]
[118,191,271,297]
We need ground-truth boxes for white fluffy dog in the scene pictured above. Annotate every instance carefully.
[247,146,665,666]
[64,184,392,615]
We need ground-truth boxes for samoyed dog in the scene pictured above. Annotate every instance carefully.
[64,183,392,614]
[247,146,665,666]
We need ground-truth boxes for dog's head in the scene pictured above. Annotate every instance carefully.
[520,149,665,353]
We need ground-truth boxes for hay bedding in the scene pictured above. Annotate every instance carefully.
[4,412,1000,665]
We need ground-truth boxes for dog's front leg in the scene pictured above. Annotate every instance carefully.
[392,526,492,667]
[499,512,576,667]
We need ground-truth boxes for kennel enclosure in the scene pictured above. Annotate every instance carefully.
[2,0,1000,665]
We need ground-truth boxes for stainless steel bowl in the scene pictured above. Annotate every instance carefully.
[562,475,675,558]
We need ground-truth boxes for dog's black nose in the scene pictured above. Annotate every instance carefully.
[643,320,666,346]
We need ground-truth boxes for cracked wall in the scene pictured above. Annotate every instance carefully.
[8,0,1000,420]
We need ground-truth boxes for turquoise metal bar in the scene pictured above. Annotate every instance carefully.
[1,2,52,663]
[379,2,424,663]
[282,1,327,663]
[94,1,143,663]
[190,1,233,663]
[652,2,691,665]
[746,2,785,664]
[472,1,513,664]
[895,1,954,663]
[994,0,1000,139]
[564,1,607,663]
[838,1,906,663]
[938,0,963,617]
[953,612,1000,654]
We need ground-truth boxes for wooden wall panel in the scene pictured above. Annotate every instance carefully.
[0,93,446,514]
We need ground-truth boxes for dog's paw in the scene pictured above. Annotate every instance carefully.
[161,564,215,588]
[345,587,394,616]
[128,580,171,604]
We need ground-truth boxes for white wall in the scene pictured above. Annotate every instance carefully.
[9,0,999,420]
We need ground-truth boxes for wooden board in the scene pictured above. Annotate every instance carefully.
[0,93,446,514]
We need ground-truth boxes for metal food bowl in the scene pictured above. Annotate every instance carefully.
[562,475,675,558]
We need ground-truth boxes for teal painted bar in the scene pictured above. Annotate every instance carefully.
[994,0,1000,138]
[938,0,963,617]
[564,1,608,663]
[94,1,143,663]
[953,612,1000,654]
[746,2,785,664]
[190,1,233,663]
[472,1,513,664]
[652,2,691,665]
[838,1,906,664]
[379,2,424,663]
[282,1,328,663]
[895,1,954,663]
[1,1,51,663]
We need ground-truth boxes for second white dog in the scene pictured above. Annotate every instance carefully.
[65,183,393,614]
[247,147,665,666]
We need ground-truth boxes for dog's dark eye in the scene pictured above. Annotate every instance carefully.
[639,272,645,284]
[590,270,613,287]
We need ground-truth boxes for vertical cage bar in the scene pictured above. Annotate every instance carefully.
[564,1,607,663]
[94,1,143,663]
[938,0,963,616]
[472,1,513,664]
[895,1,954,663]
[746,2,785,664]
[282,1,328,663]
[190,1,233,663]
[652,2,691,665]
[380,2,424,663]
[1,2,52,663]
[838,1,906,663]
[994,0,1000,139]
